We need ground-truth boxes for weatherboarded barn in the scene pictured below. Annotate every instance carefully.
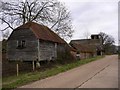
[70,43,96,59]
[70,46,77,59]
[7,22,68,68]
[70,34,103,59]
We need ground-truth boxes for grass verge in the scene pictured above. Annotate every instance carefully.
[2,56,104,89]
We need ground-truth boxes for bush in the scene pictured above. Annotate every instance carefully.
[56,49,75,64]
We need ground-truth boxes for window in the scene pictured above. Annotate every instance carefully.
[21,40,26,47]
[17,40,26,49]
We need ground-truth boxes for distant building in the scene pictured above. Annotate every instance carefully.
[70,34,103,59]
[70,46,77,59]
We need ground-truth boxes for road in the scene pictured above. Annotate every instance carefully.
[20,55,118,88]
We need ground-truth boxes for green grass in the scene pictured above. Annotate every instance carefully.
[2,56,104,89]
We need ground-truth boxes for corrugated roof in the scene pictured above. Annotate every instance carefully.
[15,22,66,44]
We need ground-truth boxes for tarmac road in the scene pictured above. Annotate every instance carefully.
[20,55,118,88]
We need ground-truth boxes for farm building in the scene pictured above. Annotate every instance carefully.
[70,46,77,59]
[70,34,103,59]
[7,22,69,69]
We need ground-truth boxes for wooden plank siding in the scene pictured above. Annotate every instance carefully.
[7,28,38,61]
[38,40,57,61]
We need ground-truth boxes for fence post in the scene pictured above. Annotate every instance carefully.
[16,63,19,76]
[32,60,35,71]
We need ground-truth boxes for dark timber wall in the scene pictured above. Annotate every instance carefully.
[39,40,57,61]
[7,29,38,61]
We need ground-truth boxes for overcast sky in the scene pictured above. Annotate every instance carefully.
[0,0,119,45]
[60,0,118,45]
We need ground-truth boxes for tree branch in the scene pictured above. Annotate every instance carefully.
[0,18,14,30]
[32,2,49,21]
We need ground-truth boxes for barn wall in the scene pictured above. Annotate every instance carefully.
[56,43,74,63]
[7,29,38,61]
[39,40,57,61]
[80,52,94,59]
[57,44,66,53]
[70,51,77,59]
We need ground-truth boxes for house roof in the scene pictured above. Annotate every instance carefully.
[70,39,101,46]
[71,43,96,53]
[15,22,66,44]
[70,39,91,45]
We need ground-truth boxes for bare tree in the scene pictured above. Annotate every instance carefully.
[0,29,9,40]
[99,32,115,54]
[0,0,73,40]
[2,30,9,39]
[83,30,91,39]
[99,32,114,45]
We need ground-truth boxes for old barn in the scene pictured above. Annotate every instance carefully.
[70,34,103,59]
[7,22,68,69]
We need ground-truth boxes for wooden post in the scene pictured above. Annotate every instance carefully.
[36,39,40,68]
[16,63,19,76]
[101,51,103,56]
[55,43,57,58]
[38,39,40,60]
[32,61,35,71]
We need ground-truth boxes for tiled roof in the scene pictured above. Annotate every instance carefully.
[70,43,96,53]
[15,22,66,44]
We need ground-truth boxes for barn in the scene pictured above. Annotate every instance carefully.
[7,22,69,69]
[70,34,103,59]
